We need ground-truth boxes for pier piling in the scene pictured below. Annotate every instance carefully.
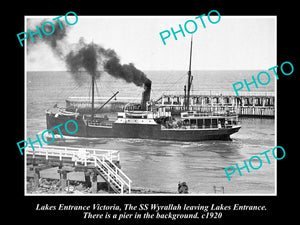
[26,145,132,194]
[91,171,98,193]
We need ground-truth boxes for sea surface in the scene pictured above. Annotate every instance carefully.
[26,71,276,194]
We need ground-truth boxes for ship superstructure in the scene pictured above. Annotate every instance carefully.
[46,36,241,141]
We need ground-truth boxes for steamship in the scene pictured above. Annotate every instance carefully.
[46,37,241,141]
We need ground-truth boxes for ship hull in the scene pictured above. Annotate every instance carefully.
[46,113,241,141]
[46,113,114,138]
[159,126,240,141]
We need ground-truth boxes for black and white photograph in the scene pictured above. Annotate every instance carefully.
[24,15,276,195]
[14,6,297,224]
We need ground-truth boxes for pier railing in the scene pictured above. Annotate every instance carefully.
[65,91,275,117]
[26,145,120,162]
[67,96,140,102]
[26,145,131,194]
[161,91,275,97]
[92,154,132,194]
[157,91,275,117]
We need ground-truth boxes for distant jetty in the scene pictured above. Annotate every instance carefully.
[65,91,274,118]
[156,91,275,118]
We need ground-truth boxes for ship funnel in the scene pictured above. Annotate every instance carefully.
[141,79,152,111]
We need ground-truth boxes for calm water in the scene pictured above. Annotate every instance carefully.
[26,71,275,194]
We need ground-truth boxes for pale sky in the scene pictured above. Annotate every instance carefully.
[26,15,276,71]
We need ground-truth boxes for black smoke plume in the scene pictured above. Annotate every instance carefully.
[27,19,150,87]
[104,55,150,87]
[65,41,100,78]
[64,39,150,86]
[27,18,69,58]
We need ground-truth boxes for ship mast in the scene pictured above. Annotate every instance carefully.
[91,41,95,119]
[185,35,193,111]
[90,41,119,119]
[91,70,95,119]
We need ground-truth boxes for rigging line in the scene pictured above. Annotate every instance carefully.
[67,82,84,99]
[158,71,177,85]
[100,80,112,96]
[98,79,106,98]
[159,72,187,94]
[51,74,72,102]
[94,78,101,98]
[95,79,103,98]
[162,70,185,84]
[53,75,83,104]
[101,78,117,96]
[53,85,67,102]
[98,80,119,99]
[88,76,92,101]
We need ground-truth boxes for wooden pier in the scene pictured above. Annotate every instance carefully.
[65,96,139,113]
[65,91,275,117]
[26,145,132,194]
[156,91,275,117]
